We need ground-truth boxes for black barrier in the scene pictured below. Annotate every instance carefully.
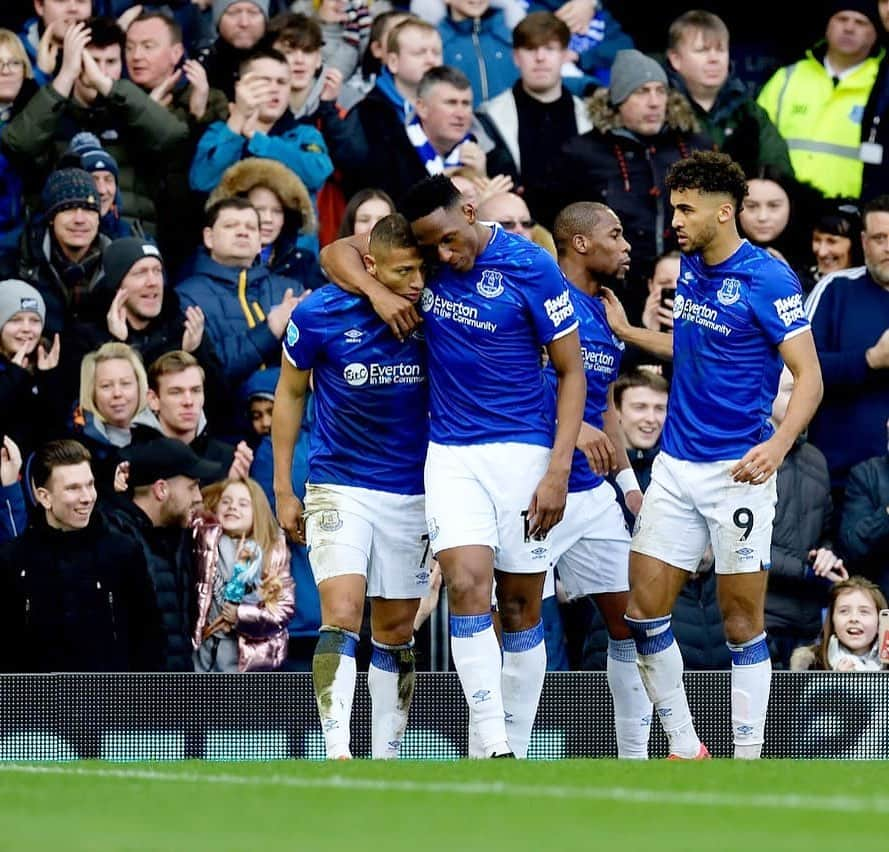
[0,672,886,760]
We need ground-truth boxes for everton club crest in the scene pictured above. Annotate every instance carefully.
[717,277,741,306]
[476,269,504,298]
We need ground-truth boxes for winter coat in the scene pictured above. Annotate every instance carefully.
[805,266,889,491]
[69,286,227,423]
[839,453,889,597]
[0,81,189,233]
[198,38,257,103]
[0,481,26,545]
[477,83,592,179]
[545,88,713,260]
[439,11,518,104]
[205,157,326,290]
[665,67,793,178]
[175,252,302,383]
[189,111,333,196]
[0,513,164,672]
[100,494,196,672]
[757,41,884,199]
[190,516,295,671]
[765,438,834,639]
[16,220,111,337]
[0,355,68,459]
[151,79,230,278]
[671,569,731,670]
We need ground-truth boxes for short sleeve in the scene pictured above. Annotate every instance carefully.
[282,296,326,369]
[524,253,579,345]
[748,259,810,345]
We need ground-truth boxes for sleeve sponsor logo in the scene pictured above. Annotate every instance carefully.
[773,293,805,327]
[544,290,574,326]
[286,320,299,347]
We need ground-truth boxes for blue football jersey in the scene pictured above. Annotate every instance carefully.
[662,240,810,462]
[545,284,624,493]
[282,286,428,494]
[419,226,579,446]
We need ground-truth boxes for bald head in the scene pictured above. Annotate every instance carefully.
[553,201,631,282]
[477,192,534,240]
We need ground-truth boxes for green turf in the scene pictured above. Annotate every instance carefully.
[0,759,884,852]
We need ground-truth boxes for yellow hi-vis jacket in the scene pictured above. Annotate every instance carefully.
[757,47,884,198]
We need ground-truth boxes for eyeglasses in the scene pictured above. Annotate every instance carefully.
[0,59,24,73]
[499,219,535,231]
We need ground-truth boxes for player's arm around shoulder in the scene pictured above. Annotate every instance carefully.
[599,287,674,361]
[319,234,420,341]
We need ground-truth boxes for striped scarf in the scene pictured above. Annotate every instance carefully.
[406,120,473,175]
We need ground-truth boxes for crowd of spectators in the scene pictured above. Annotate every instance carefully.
[0,0,887,675]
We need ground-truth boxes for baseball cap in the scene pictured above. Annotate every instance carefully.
[122,438,224,487]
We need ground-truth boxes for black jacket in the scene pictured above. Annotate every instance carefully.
[765,438,834,638]
[0,513,163,672]
[100,495,195,672]
[839,453,889,598]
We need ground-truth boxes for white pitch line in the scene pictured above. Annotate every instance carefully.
[0,762,888,815]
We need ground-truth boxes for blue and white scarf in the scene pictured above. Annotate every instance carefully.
[406,120,473,175]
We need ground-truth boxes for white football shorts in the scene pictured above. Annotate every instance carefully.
[548,480,631,598]
[631,452,777,574]
[424,441,552,574]
[304,483,430,599]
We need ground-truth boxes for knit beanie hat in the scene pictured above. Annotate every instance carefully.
[41,168,101,219]
[213,0,270,29]
[102,238,163,291]
[0,280,46,331]
[608,49,668,106]
[67,131,120,180]
[826,1,881,34]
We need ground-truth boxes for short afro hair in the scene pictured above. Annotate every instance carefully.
[399,175,463,223]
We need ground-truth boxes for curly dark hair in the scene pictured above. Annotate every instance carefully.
[399,174,462,223]
[665,151,748,210]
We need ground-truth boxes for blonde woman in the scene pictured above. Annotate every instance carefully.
[71,341,148,491]
[192,477,295,672]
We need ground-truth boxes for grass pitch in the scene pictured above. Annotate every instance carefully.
[0,759,885,851]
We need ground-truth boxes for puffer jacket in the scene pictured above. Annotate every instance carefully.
[175,251,302,382]
[0,81,189,232]
[544,87,713,258]
[190,515,295,672]
[765,438,834,638]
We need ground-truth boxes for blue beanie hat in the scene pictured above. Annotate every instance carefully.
[68,132,120,180]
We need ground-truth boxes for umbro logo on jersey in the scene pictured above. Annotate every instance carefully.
[343,328,363,343]
[476,269,504,298]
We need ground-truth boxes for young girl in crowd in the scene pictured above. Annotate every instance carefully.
[192,477,295,673]
[791,576,888,672]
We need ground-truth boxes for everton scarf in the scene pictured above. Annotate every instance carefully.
[406,120,474,175]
